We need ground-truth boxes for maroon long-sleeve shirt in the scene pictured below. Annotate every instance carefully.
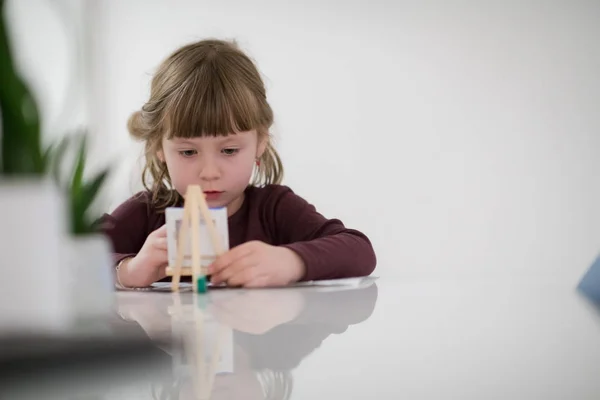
[100,184,376,282]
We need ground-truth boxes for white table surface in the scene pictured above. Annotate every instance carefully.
[106,276,600,400]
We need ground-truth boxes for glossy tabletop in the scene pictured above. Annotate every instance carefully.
[105,277,600,399]
[6,276,598,399]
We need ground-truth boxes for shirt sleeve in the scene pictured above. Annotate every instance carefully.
[269,186,377,281]
[99,193,152,266]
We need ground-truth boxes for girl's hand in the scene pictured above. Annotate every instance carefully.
[120,225,169,287]
[208,241,306,288]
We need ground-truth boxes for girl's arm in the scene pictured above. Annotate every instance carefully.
[268,186,377,281]
[100,192,162,287]
[100,192,151,265]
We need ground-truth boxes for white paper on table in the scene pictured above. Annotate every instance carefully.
[291,276,379,292]
[148,276,378,292]
[293,277,377,288]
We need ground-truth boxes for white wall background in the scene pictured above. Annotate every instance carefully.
[7,0,600,283]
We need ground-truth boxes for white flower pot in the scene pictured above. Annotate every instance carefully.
[67,233,115,319]
[0,179,72,333]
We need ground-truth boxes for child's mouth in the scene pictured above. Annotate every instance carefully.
[203,191,223,200]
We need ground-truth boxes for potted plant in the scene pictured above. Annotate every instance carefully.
[50,132,115,318]
[0,0,71,332]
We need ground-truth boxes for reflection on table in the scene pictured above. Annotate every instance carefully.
[114,279,379,399]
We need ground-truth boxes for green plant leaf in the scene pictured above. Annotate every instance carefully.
[70,134,87,198]
[50,135,71,185]
[0,78,43,174]
[81,170,109,209]
[74,169,109,234]
[41,143,54,174]
[0,0,44,175]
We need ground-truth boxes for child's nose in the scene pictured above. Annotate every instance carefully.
[199,160,220,180]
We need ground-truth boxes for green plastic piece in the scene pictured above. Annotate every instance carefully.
[196,276,208,293]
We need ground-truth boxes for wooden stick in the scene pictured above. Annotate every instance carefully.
[171,196,192,291]
[194,186,225,256]
[189,190,202,292]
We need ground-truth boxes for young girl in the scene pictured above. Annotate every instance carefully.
[101,39,376,289]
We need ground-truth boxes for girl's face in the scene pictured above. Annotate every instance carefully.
[159,130,266,216]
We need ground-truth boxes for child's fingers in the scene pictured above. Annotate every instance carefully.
[156,265,167,280]
[208,243,253,275]
[158,252,169,266]
[154,237,168,250]
[224,264,259,287]
[244,274,270,288]
[153,224,167,237]
[211,258,254,285]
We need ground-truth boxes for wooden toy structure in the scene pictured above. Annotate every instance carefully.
[166,185,226,293]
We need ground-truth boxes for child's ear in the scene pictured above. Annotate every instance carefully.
[157,149,165,163]
[256,134,268,158]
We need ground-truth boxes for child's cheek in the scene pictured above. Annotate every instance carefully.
[170,165,189,188]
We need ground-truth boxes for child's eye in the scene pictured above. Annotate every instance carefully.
[178,150,197,157]
[222,148,239,156]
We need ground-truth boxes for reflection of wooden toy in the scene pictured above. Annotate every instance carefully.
[166,185,226,293]
[168,293,232,399]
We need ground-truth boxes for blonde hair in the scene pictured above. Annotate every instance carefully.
[128,39,283,210]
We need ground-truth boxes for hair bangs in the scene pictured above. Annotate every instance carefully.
[164,66,268,139]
